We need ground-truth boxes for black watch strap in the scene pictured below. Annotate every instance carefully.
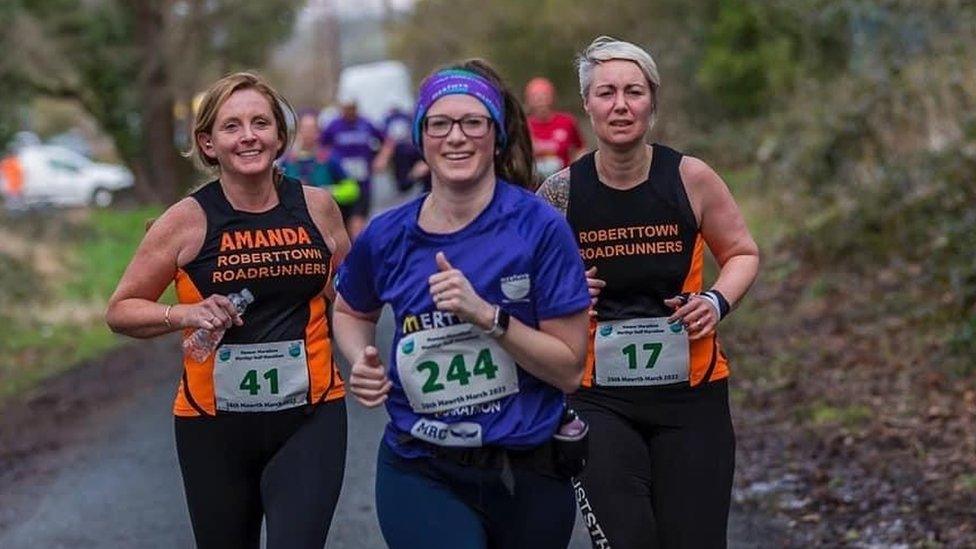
[484,306,510,338]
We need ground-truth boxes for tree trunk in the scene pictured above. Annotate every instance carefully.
[133,0,180,204]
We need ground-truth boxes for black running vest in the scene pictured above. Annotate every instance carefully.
[566,145,728,388]
[173,176,344,415]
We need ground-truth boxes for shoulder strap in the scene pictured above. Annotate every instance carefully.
[277,175,309,215]
[566,151,597,222]
[649,143,683,179]
[649,143,697,232]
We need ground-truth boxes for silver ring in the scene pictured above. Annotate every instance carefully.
[694,319,702,328]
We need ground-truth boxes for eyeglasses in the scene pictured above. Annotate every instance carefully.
[423,115,493,138]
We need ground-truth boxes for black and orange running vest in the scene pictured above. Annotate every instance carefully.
[566,145,729,391]
[173,177,344,416]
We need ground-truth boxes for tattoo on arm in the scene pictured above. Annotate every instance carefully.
[536,168,570,217]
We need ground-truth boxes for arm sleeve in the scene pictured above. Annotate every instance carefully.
[336,223,383,313]
[532,215,590,320]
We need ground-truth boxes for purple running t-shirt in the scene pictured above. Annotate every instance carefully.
[337,181,590,458]
[319,116,385,186]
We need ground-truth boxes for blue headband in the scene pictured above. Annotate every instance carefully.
[412,69,507,150]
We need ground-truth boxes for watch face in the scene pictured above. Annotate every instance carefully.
[497,309,511,330]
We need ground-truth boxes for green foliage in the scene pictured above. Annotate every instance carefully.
[3,0,302,200]
[0,81,28,152]
[758,1,976,366]
[34,1,140,159]
[0,1,29,148]
[803,402,873,428]
[696,0,848,118]
[204,0,306,72]
[698,1,784,116]
[0,206,163,404]
[64,206,163,301]
[0,252,44,308]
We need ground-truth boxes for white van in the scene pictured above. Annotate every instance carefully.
[335,60,414,127]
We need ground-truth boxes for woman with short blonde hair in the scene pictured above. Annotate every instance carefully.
[538,36,760,548]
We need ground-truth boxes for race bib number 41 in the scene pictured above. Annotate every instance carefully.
[594,317,689,386]
[213,339,310,412]
[396,324,519,414]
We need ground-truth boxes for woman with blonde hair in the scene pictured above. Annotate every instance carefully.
[106,72,350,548]
[538,36,760,548]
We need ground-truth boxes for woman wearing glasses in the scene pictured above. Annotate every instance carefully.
[332,60,591,548]
[537,36,760,548]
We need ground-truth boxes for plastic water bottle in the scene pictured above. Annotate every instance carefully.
[182,288,254,362]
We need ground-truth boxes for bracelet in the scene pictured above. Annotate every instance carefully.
[710,289,731,318]
[163,304,174,329]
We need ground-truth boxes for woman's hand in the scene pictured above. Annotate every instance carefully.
[428,252,495,329]
[586,266,606,315]
[664,293,718,341]
[349,345,392,407]
[175,295,244,331]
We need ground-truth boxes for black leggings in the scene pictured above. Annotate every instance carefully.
[174,399,347,549]
[570,379,735,549]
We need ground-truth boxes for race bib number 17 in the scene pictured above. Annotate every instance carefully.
[594,317,689,386]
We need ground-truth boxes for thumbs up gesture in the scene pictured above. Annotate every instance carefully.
[349,345,392,407]
[428,251,495,330]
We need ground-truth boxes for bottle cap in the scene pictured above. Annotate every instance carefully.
[239,288,254,305]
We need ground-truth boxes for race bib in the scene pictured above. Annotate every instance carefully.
[534,155,564,180]
[396,323,519,414]
[213,339,310,412]
[340,158,369,181]
[594,317,689,386]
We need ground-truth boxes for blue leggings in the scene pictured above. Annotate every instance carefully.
[375,441,576,549]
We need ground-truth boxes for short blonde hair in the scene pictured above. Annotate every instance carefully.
[186,72,295,172]
[577,36,661,127]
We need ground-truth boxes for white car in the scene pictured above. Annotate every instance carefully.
[1,145,134,208]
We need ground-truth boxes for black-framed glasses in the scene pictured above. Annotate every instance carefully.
[423,115,493,138]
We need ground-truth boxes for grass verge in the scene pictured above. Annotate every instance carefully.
[0,206,163,404]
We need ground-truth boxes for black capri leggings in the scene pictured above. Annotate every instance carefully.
[174,399,347,549]
[570,379,735,549]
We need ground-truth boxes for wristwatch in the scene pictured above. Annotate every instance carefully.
[483,306,510,338]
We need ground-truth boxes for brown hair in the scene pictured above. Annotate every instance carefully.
[186,72,295,173]
[438,59,536,190]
